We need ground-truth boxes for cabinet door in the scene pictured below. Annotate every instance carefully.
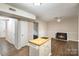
[45,40,51,56]
[29,44,39,56]
[7,18,17,46]
[39,40,51,56]
[18,21,29,48]
[0,20,6,37]
[39,45,46,56]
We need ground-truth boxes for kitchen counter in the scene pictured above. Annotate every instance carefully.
[29,38,49,46]
[29,37,51,56]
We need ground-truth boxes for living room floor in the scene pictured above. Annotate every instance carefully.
[0,38,29,56]
[51,38,78,56]
[0,38,78,56]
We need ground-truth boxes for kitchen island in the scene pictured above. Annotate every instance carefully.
[29,38,51,56]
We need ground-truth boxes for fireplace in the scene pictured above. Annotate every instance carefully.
[56,32,67,40]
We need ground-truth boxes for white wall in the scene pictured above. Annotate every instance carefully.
[37,20,48,37]
[28,22,33,40]
[47,16,78,41]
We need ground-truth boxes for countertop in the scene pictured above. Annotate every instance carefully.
[29,38,49,46]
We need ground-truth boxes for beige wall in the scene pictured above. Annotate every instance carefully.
[47,16,78,41]
[28,22,33,40]
[38,20,48,37]
[35,20,48,37]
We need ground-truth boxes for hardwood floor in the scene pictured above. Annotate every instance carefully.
[15,46,29,56]
[0,38,78,56]
[0,38,29,56]
[51,38,78,56]
[0,38,17,56]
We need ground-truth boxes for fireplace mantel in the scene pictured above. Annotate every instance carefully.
[52,38,78,42]
[52,38,68,42]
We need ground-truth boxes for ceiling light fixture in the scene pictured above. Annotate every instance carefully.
[33,2,41,6]
[57,18,61,22]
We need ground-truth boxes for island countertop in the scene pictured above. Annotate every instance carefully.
[29,38,49,46]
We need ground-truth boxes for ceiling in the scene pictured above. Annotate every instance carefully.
[7,3,79,21]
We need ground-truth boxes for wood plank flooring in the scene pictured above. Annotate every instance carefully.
[51,38,78,56]
[0,38,78,56]
[0,38,29,56]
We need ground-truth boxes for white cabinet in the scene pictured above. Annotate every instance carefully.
[29,39,51,56]
[18,21,33,49]
[0,16,18,48]
[6,19,33,49]
[0,20,6,37]
[18,21,29,49]
[39,39,51,56]
[0,16,34,49]
[29,44,39,56]
[6,18,18,48]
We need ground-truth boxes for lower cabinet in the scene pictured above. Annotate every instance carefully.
[39,39,51,56]
[29,39,51,56]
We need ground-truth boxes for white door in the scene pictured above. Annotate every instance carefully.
[6,18,17,46]
[0,20,6,37]
[18,21,29,48]
[0,17,18,48]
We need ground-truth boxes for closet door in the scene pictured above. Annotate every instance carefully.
[6,18,18,47]
[0,20,6,38]
[18,21,29,48]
